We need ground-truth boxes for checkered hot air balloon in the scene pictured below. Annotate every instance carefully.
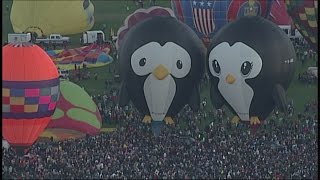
[2,43,60,155]
[171,0,273,47]
[285,0,318,50]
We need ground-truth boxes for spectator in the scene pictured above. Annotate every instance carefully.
[149,0,156,6]
[302,50,308,65]
[138,0,143,8]
[3,106,317,179]
[2,60,317,180]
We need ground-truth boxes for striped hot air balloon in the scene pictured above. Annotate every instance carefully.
[2,43,60,155]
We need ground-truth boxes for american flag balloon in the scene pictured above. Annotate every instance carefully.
[191,0,216,37]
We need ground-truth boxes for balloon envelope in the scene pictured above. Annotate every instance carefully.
[10,0,95,36]
[2,43,59,148]
[119,16,205,135]
[41,80,102,141]
[270,0,292,25]
[171,0,273,47]
[47,44,113,70]
[285,0,318,50]
[116,6,175,50]
[207,16,295,122]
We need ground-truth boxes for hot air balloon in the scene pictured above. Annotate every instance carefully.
[40,80,102,141]
[47,44,113,70]
[171,0,273,47]
[207,16,295,127]
[118,8,205,136]
[10,0,94,37]
[285,0,318,50]
[2,43,60,155]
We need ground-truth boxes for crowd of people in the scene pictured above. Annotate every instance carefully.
[91,88,130,125]
[298,71,317,85]
[294,39,318,65]
[2,97,318,179]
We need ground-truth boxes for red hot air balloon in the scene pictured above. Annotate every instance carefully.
[2,43,60,155]
[270,0,293,26]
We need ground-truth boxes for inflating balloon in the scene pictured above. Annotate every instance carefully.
[207,16,296,126]
[171,0,273,47]
[118,16,205,136]
[41,80,102,141]
[285,0,318,50]
[10,0,94,37]
[47,44,113,70]
[2,43,60,155]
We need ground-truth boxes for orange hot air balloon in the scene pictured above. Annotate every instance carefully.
[2,43,60,155]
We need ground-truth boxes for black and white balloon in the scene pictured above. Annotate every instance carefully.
[207,16,296,125]
[119,16,205,135]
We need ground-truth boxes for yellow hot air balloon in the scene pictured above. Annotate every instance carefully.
[10,0,95,37]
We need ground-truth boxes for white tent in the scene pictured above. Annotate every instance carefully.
[307,67,318,78]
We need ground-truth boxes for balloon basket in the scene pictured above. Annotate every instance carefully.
[151,121,164,137]
[13,146,30,156]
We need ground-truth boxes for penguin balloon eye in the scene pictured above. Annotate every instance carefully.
[241,61,253,76]
[139,58,146,67]
[212,59,221,75]
[176,60,183,69]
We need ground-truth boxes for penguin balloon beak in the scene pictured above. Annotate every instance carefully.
[153,64,169,80]
[226,74,236,84]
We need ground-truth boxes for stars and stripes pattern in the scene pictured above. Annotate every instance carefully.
[191,0,215,36]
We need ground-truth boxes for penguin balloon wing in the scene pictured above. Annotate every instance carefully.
[188,85,200,112]
[272,84,288,114]
[119,81,130,107]
[210,83,225,109]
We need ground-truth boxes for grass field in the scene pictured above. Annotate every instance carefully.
[2,0,171,47]
[2,0,317,124]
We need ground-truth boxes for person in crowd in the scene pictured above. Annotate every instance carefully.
[149,0,156,6]
[138,0,143,8]
[2,100,317,179]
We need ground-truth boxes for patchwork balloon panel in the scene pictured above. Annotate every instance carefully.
[2,78,60,119]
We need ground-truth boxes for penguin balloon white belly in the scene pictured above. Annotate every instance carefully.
[218,78,254,121]
[144,74,176,121]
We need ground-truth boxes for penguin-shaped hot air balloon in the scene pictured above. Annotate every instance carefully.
[207,16,296,125]
[119,16,205,135]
